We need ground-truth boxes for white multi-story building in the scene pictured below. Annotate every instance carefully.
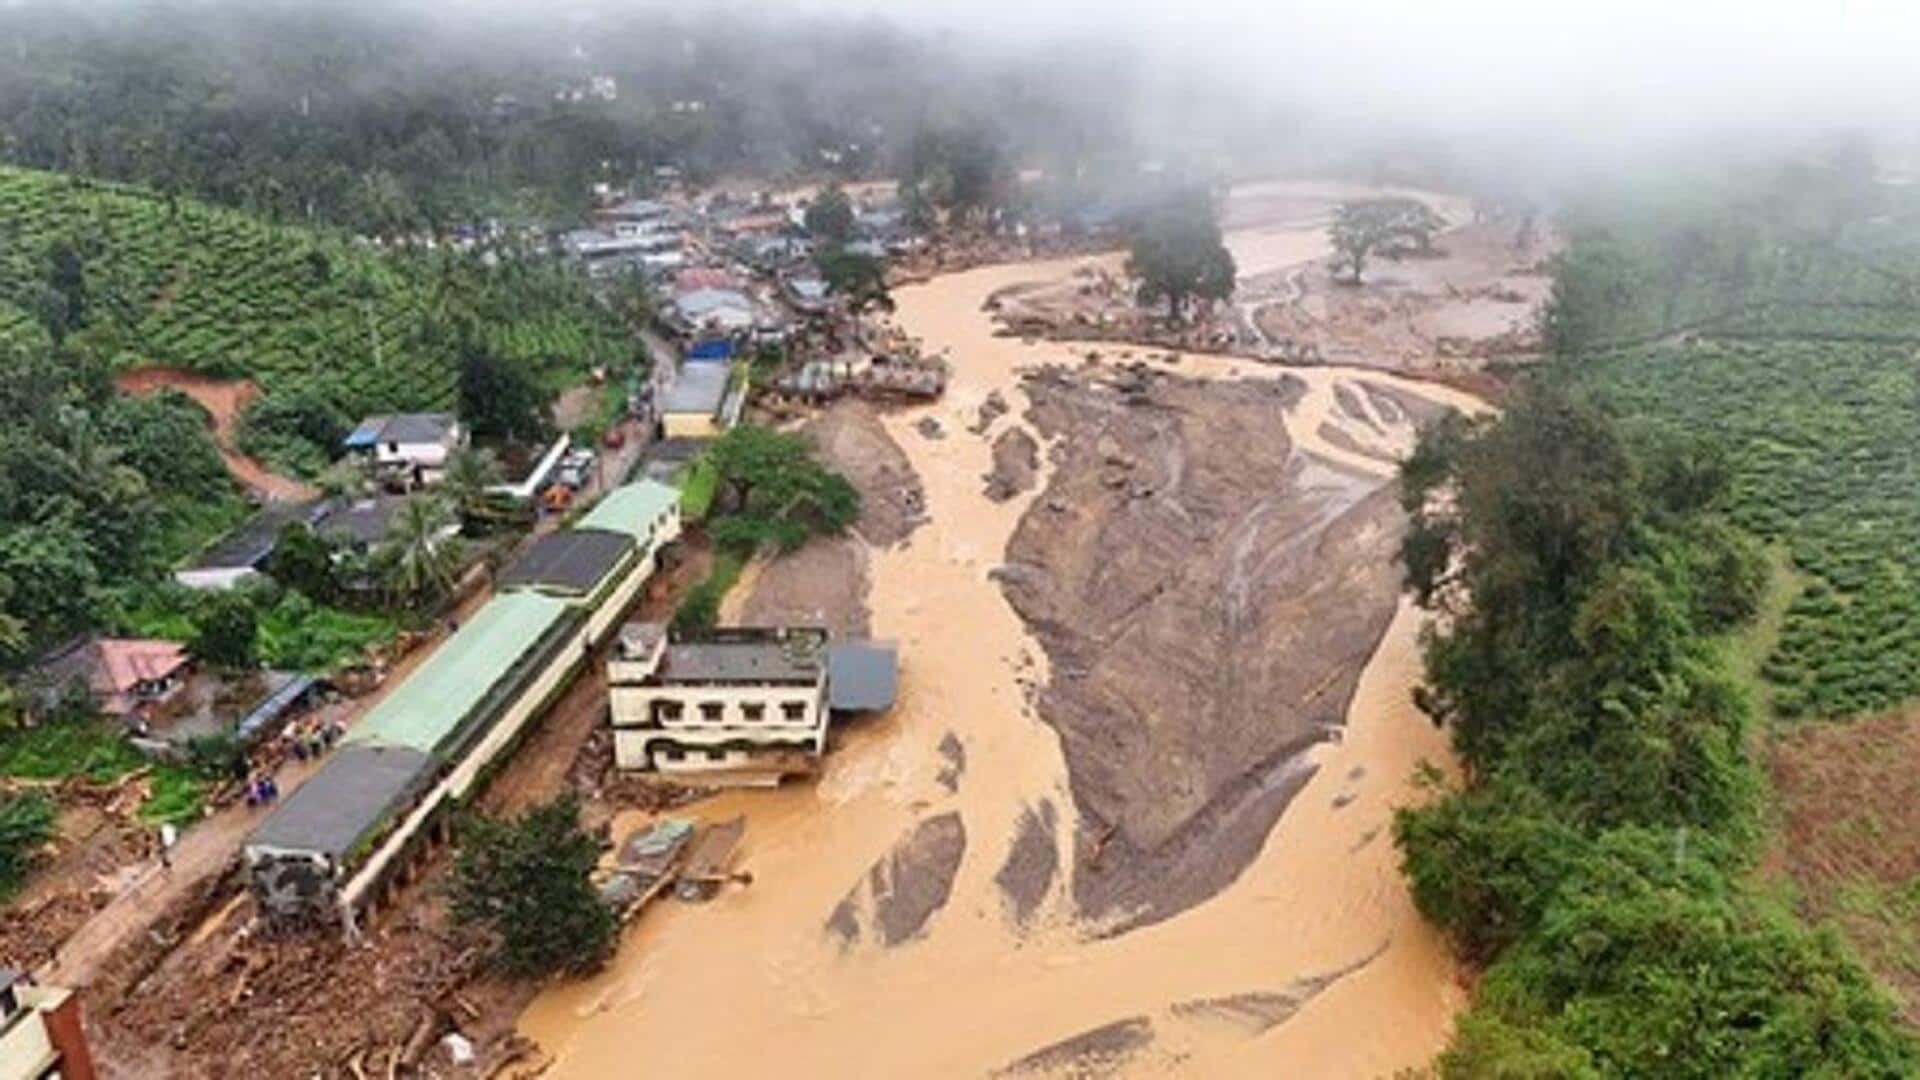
[609,625,832,785]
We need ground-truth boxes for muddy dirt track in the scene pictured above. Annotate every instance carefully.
[521,187,1495,1077]
[114,366,319,502]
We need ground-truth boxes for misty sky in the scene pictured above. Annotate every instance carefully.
[776,0,1920,130]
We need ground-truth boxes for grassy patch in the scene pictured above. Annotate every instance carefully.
[137,764,208,826]
[675,455,719,523]
[672,550,744,634]
[0,718,146,781]
[255,592,398,672]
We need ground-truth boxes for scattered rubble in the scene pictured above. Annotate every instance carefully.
[803,400,926,546]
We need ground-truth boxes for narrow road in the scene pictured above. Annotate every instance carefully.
[38,582,494,988]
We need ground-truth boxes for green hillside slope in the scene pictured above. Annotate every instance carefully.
[0,166,632,468]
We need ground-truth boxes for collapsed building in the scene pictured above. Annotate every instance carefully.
[243,481,682,935]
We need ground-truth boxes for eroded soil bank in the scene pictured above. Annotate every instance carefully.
[1000,364,1407,929]
[520,184,1491,1077]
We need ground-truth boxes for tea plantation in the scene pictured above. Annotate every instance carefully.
[0,165,629,450]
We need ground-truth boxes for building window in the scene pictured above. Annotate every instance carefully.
[782,701,808,723]
[699,702,725,722]
[654,701,684,724]
[742,703,766,723]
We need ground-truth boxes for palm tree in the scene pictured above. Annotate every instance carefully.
[377,496,462,605]
[440,446,503,523]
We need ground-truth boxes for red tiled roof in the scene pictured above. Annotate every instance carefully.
[92,639,189,695]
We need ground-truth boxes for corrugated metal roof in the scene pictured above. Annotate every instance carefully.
[828,641,899,712]
[497,528,634,596]
[344,591,570,758]
[246,744,436,859]
[577,481,680,545]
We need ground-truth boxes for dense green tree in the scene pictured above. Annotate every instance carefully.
[264,523,343,605]
[1395,379,1918,1075]
[705,425,860,551]
[0,790,55,896]
[816,250,893,315]
[458,339,553,444]
[1124,189,1236,325]
[191,590,258,670]
[447,795,613,978]
[1329,197,1445,284]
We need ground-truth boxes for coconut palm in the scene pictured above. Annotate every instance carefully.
[440,446,503,522]
[376,495,462,605]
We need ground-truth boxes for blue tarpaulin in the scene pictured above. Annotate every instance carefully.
[685,338,735,362]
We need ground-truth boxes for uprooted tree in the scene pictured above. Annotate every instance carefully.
[1125,188,1237,325]
[447,794,613,978]
[1329,197,1447,284]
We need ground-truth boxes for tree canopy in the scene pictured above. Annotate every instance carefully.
[1393,383,1916,1076]
[1329,197,1445,284]
[1124,189,1237,324]
[446,795,613,978]
[704,425,860,552]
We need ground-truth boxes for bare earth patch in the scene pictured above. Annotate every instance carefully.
[998,366,1407,930]
[1772,709,1920,1023]
[827,812,967,947]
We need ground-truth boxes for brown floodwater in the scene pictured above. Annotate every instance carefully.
[518,184,1489,1077]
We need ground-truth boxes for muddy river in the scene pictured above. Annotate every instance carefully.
[519,189,1489,1077]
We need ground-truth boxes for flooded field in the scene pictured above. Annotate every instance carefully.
[520,187,1490,1077]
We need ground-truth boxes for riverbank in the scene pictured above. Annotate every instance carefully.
[519,185,1491,1076]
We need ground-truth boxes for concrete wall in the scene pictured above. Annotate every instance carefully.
[661,412,723,440]
[609,678,827,770]
[3,986,95,1080]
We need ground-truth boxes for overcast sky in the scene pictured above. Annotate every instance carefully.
[771,0,1920,131]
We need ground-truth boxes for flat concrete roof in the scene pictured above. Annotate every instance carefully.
[658,630,826,685]
[497,528,633,596]
[662,363,731,416]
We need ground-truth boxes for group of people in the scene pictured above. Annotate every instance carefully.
[288,718,347,762]
[243,773,281,807]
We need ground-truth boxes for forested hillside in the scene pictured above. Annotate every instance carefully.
[1393,153,1920,1074]
[0,165,633,472]
[0,1,1168,237]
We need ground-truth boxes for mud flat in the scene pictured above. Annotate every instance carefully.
[519,194,1491,1077]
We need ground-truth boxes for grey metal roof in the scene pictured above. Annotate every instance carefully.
[496,528,634,595]
[828,641,899,712]
[662,363,731,416]
[235,674,321,744]
[375,413,458,444]
[311,495,410,547]
[657,630,827,685]
[246,744,436,860]
[186,500,320,571]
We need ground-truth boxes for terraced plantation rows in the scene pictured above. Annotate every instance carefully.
[1584,340,1920,721]
[0,166,630,461]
